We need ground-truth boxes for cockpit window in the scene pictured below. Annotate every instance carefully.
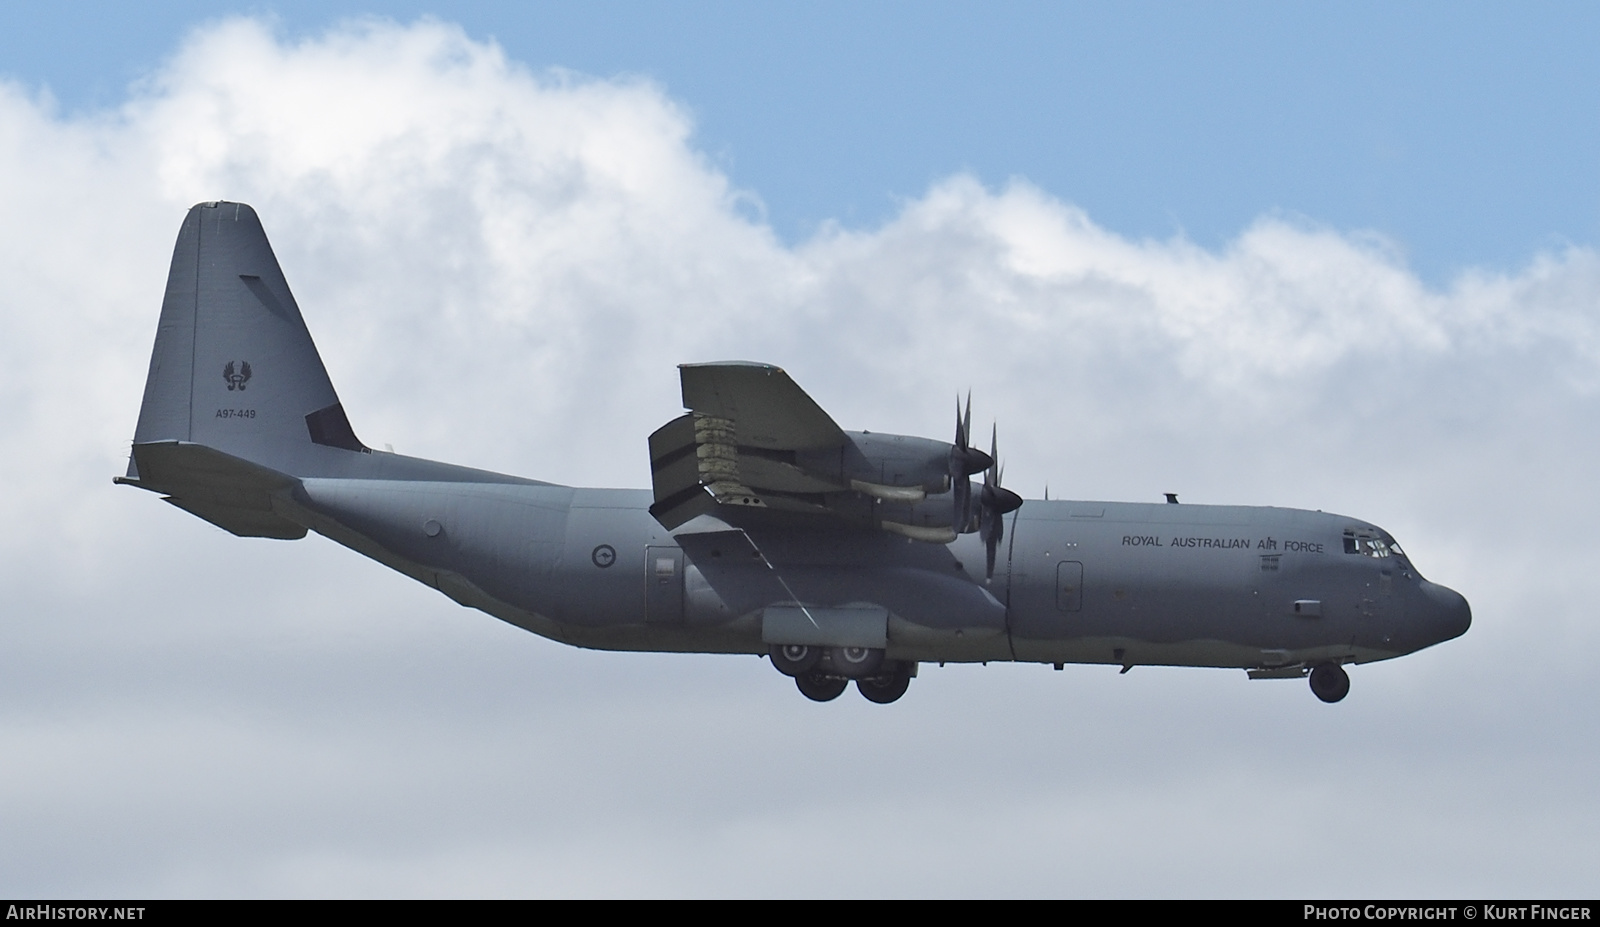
[1347,528,1419,578]
[1343,529,1391,558]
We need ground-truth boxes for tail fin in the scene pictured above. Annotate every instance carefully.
[127,201,368,480]
[120,202,372,537]
[121,202,534,536]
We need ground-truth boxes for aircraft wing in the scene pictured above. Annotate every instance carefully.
[678,362,847,450]
[649,362,863,530]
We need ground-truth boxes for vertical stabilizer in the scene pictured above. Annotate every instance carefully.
[127,201,365,480]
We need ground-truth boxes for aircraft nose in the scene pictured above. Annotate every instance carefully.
[1418,581,1471,645]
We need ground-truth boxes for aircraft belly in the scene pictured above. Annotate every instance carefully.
[295,478,573,622]
[627,556,1013,660]
[548,620,765,655]
[760,564,1010,662]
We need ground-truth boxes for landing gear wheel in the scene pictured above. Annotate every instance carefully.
[769,644,822,677]
[829,646,884,678]
[796,671,849,702]
[1309,663,1350,703]
[857,668,912,704]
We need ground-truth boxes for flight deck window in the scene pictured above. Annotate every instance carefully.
[1343,530,1392,558]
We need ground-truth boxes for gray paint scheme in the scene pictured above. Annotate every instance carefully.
[118,202,1472,703]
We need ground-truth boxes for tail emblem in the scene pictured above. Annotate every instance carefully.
[223,361,253,391]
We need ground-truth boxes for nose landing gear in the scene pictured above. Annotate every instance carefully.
[1309,663,1350,703]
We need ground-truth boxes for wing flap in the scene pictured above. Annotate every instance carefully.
[649,362,941,536]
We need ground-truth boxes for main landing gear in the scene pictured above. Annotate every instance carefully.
[1309,662,1350,703]
[769,645,915,704]
[856,669,912,704]
[795,671,849,702]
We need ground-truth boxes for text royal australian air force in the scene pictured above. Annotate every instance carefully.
[1123,534,1327,553]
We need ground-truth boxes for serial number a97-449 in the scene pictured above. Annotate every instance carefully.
[215,408,256,419]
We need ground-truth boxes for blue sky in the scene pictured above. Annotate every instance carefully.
[3,2,1596,280]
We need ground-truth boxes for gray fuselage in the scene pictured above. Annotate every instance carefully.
[284,475,1470,672]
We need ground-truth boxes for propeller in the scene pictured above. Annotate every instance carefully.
[949,394,992,533]
[979,425,1023,579]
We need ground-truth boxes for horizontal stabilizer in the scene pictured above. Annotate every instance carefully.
[118,441,306,539]
[163,497,306,540]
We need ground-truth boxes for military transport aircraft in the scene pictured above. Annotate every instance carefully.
[117,202,1471,705]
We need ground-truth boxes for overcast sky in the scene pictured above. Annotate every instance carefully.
[1,5,1597,898]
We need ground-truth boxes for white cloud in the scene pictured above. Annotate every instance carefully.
[1,16,1596,896]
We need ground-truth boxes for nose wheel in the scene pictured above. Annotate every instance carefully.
[1309,663,1350,703]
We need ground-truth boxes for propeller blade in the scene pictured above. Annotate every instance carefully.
[949,399,991,478]
[987,425,999,487]
[963,393,973,454]
[953,473,971,532]
[977,424,1023,579]
[949,393,992,532]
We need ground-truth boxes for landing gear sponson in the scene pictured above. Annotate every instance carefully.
[770,645,916,704]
